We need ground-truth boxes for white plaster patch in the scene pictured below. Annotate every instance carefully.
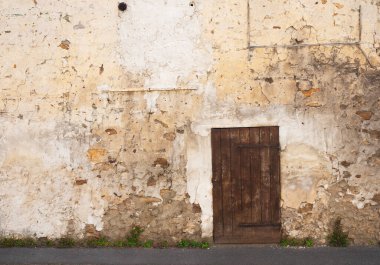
[186,135,213,238]
[97,84,111,92]
[0,119,102,238]
[118,0,211,89]
[351,192,377,209]
[143,92,160,113]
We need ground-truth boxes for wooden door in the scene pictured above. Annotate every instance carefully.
[212,127,281,244]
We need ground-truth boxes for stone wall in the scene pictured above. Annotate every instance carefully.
[0,0,379,245]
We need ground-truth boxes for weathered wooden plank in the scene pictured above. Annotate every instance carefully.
[229,128,241,234]
[237,144,279,148]
[260,127,271,224]
[239,128,251,227]
[220,129,233,235]
[211,129,223,238]
[214,226,281,244]
[270,127,281,224]
[250,127,262,224]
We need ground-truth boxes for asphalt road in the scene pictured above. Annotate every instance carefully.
[0,246,379,265]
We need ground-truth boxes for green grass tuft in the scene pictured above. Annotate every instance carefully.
[177,239,209,249]
[304,238,314,247]
[126,226,144,247]
[280,237,314,247]
[0,237,37,248]
[142,240,154,248]
[37,238,55,247]
[57,237,75,248]
[113,240,127,247]
[327,217,349,247]
[158,240,169,248]
[86,237,112,248]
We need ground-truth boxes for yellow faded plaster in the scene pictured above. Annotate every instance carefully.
[260,79,297,105]
[87,149,107,163]
[302,88,321,97]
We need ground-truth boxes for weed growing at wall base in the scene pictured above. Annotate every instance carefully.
[57,238,75,248]
[177,240,209,249]
[0,237,37,248]
[142,240,154,248]
[158,240,169,248]
[126,226,144,247]
[0,226,210,249]
[86,237,112,247]
[280,237,314,247]
[327,217,349,247]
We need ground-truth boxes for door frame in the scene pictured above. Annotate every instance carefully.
[211,126,281,244]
